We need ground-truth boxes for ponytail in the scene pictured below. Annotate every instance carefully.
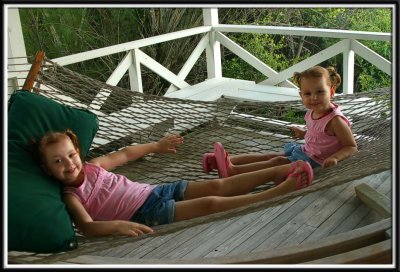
[293,66,342,96]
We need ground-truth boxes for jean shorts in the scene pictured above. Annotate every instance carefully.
[131,180,188,226]
[284,142,320,168]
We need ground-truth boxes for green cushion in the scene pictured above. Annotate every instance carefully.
[8,91,99,253]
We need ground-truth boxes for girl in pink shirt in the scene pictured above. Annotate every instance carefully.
[203,66,358,178]
[33,129,314,237]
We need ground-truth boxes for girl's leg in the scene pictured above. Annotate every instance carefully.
[175,161,310,222]
[185,162,293,200]
[229,152,284,165]
[204,142,288,177]
[229,156,291,176]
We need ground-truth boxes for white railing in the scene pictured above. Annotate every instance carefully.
[7,8,392,98]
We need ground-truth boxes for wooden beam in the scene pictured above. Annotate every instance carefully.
[166,34,209,93]
[105,51,133,86]
[53,26,211,66]
[303,239,392,264]
[355,183,391,218]
[137,49,190,89]
[351,39,392,76]
[214,24,392,41]
[342,40,355,94]
[22,51,45,91]
[61,218,391,265]
[203,8,222,79]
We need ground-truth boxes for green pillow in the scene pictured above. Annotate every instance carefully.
[8,90,99,253]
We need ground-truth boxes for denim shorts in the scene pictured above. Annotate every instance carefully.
[131,180,188,226]
[284,142,320,168]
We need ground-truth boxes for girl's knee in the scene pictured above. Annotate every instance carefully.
[271,156,290,165]
[206,179,225,195]
[201,196,221,212]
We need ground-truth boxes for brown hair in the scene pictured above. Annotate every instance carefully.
[293,66,341,96]
[30,129,82,164]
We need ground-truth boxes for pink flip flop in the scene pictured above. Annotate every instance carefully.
[214,142,230,178]
[202,152,217,174]
[287,160,314,190]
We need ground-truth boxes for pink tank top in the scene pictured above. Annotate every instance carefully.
[302,103,351,165]
[63,162,156,221]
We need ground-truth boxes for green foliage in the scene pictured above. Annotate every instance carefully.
[347,9,392,92]
[19,8,204,95]
[18,8,391,95]
[221,32,298,82]
[357,60,392,91]
[219,8,392,93]
[19,8,146,85]
[282,109,306,124]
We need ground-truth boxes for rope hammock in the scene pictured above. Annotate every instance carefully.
[14,52,392,261]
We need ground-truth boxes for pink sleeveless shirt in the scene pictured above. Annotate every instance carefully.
[302,103,351,165]
[63,162,156,221]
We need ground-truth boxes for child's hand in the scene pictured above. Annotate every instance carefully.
[288,126,306,139]
[117,221,154,237]
[156,134,184,154]
[322,157,338,168]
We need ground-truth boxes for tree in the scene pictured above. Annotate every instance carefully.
[218,7,392,92]
[19,7,391,95]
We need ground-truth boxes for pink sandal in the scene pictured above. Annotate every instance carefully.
[214,142,230,178]
[286,160,314,190]
[202,153,217,174]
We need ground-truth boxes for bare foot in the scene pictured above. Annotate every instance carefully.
[226,158,234,176]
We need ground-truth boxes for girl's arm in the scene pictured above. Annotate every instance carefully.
[322,116,358,168]
[89,134,184,171]
[288,125,306,139]
[63,194,154,237]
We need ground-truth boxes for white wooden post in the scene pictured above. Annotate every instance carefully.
[129,49,143,93]
[7,7,28,96]
[342,39,355,94]
[203,8,222,79]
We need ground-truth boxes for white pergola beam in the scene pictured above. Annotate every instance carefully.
[351,39,392,76]
[53,26,211,66]
[106,51,133,86]
[203,8,222,79]
[7,8,29,94]
[343,40,355,94]
[166,34,209,94]
[214,24,391,42]
[137,49,190,89]
[177,34,209,80]
[129,49,143,92]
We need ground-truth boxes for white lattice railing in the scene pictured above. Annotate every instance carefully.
[7,8,392,98]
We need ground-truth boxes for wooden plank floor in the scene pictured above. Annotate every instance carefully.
[64,169,391,263]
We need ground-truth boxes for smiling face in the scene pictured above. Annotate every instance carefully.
[299,76,334,114]
[41,136,83,186]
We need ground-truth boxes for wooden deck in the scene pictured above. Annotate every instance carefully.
[44,169,391,265]
[164,77,301,102]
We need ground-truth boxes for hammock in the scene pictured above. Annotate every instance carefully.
[9,53,392,263]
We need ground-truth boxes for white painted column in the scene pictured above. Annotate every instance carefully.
[129,49,143,93]
[203,8,222,79]
[342,39,355,94]
[7,7,29,96]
